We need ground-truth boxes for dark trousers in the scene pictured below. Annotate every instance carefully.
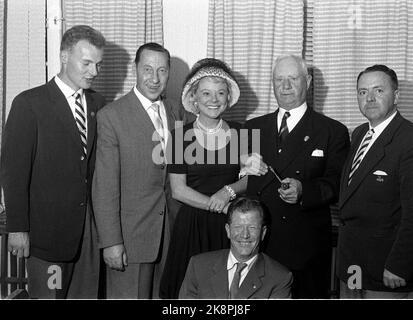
[291,250,332,299]
[27,205,99,299]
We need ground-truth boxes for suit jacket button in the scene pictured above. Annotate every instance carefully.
[160,165,165,169]
[278,149,282,154]
[159,210,164,215]
[282,216,286,220]
[80,202,85,207]
[296,170,300,175]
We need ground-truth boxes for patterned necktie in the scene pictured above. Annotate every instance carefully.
[74,93,87,157]
[229,262,247,299]
[348,128,374,185]
[150,103,165,150]
[278,111,290,144]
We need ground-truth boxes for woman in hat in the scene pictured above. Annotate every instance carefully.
[160,58,247,299]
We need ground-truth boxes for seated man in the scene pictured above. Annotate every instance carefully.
[179,197,293,299]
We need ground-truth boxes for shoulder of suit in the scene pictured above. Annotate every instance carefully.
[261,253,292,276]
[191,249,228,263]
[310,109,348,131]
[97,90,135,115]
[245,112,275,127]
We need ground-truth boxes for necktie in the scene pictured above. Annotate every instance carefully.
[229,262,247,299]
[348,128,374,185]
[74,93,87,157]
[150,103,165,150]
[278,111,290,144]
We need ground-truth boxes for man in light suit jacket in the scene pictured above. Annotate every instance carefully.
[179,197,292,299]
[245,55,350,298]
[1,25,106,298]
[337,65,413,298]
[92,43,193,299]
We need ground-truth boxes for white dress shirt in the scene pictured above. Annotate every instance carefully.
[227,251,258,290]
[355,111,397,164]
[54,76,88,135]
[133,86,169,147]
[277,102,307,133]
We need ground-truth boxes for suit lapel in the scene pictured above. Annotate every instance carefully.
[85,90,98,159]
[340,113,403,207]
[47,79,83,152]
[273,107,313,174]
[237,254,264,299]
[211,250,230,298]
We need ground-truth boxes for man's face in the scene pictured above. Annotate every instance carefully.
[225,210,267,262]
[357,71,399,127]
[135,49,169,102]
[60,40,103,91]
[273,57,311,110]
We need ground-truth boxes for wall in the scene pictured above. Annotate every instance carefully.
[163,0,209,102]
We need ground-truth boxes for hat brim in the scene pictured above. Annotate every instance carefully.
[181,67,240,114]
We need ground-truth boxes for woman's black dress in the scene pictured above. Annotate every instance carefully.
[159,121,241,299]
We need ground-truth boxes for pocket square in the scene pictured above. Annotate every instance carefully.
[311,149,324,157]
[373,170,388,176]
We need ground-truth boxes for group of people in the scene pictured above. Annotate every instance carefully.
[1,24,412,300]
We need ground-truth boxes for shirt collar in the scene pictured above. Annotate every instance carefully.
[54,76,83,99]
[227,250,258,271]
[133,86,161,110]
[368,110,397,135]
[278,101,307,118]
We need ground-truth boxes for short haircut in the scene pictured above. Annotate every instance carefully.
[357,64,398,90]
[134,42,170,66]
[60,25,106,52]
[226,197,266,226]
[273,54,309,77]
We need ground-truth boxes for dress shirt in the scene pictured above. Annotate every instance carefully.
[277,102,307,134]
[227,251,258,290]
[355,111,397,164]
[54,76,88,134]
[134,86,169,147]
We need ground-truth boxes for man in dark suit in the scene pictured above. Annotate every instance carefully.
[337,65,413,298]
[244,55,350,298]
[1,25,106,298]
[179,197,292,299]
[92,43,192,299]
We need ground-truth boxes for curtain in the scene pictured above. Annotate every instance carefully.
[207,0,304,122]
[313,0,413,132]
[63,0,164,103]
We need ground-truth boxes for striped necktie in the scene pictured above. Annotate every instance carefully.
[229,262,247,299]
[279,111,290,144]
[150,103,165,150]
[74,93,87,158]
[348,128,374,185]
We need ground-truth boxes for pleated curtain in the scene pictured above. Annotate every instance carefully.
[312,0,413,132]
[207,0,304,122]
[63,0,164,103]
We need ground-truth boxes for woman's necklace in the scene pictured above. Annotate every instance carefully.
[195,118,223,135]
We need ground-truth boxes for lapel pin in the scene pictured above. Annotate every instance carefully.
[304,136,310,142]
[376,176,384,183]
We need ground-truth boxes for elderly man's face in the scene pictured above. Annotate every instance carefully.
[273,57,311,110]
[135,49,169,102]
[225,210,266,263]
[357,71,399,127]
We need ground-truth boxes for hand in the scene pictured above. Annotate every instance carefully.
[222,203,231,214]
[240,153,268,176]
[278,178,302,204]
[208,188,230,213]
[8,232,30,258]
[383,269,406,289]
[103,244,128,271]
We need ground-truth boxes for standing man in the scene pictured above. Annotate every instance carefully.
[92,42,191,299]
[1,25,106,298]
[179,197,292,299]
[337,65,413,298]
[245,55,350,298]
